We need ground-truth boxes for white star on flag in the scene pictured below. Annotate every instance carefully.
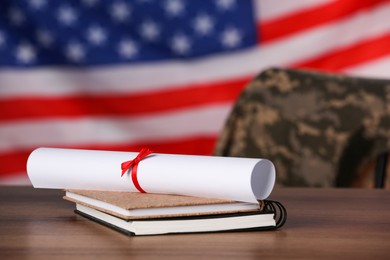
[36,30,54,48]
[216,0,236,11]
[193,14,214,36]
[0,32,5,48]
[170,33,191,55]
[87,26,107,46]
[57,6,78,26]
[221,27,241,48]
[8,8,25,26]
[16,43,36,64]
[111,2,131,22]
[118,39,138,58]
[29,0,47,10]
[139,20,160,42]
[165,0,185,17]
[65,42,86,62]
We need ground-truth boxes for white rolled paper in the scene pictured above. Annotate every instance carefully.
[26,147,275,203]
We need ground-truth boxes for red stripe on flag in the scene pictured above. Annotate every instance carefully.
[0,135,218,177]
[0,77,249,121]
[259,0,388,43]
[292,33,390,71]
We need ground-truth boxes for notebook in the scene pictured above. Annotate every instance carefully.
[64,190,286,236]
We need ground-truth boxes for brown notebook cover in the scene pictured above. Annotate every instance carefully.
[63,189,261,220]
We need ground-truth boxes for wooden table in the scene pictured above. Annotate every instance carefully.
[0,187,389,259]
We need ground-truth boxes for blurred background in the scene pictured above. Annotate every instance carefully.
[1,0,390,185]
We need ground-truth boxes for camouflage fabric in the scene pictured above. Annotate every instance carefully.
[215,68,390,187]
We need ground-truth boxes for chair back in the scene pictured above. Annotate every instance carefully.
[215,68,390,187]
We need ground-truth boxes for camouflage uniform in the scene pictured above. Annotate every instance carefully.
[215,68,390,187]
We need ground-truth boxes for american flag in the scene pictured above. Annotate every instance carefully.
[1,0,390,184]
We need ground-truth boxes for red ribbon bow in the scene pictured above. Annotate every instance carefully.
[121,148,153,193]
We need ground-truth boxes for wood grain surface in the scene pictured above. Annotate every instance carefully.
[0,186,389,259]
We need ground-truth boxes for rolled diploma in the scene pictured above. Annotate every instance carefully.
[26,147,275,203]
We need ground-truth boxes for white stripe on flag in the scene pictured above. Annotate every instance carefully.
[0,103,231,153]
[254,0,334,20]
[0,174,32,185]
[345,55,390,79]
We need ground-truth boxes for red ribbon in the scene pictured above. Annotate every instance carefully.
[121,148,153,193]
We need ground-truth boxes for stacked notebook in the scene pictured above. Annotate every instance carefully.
[64,190,286,236]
